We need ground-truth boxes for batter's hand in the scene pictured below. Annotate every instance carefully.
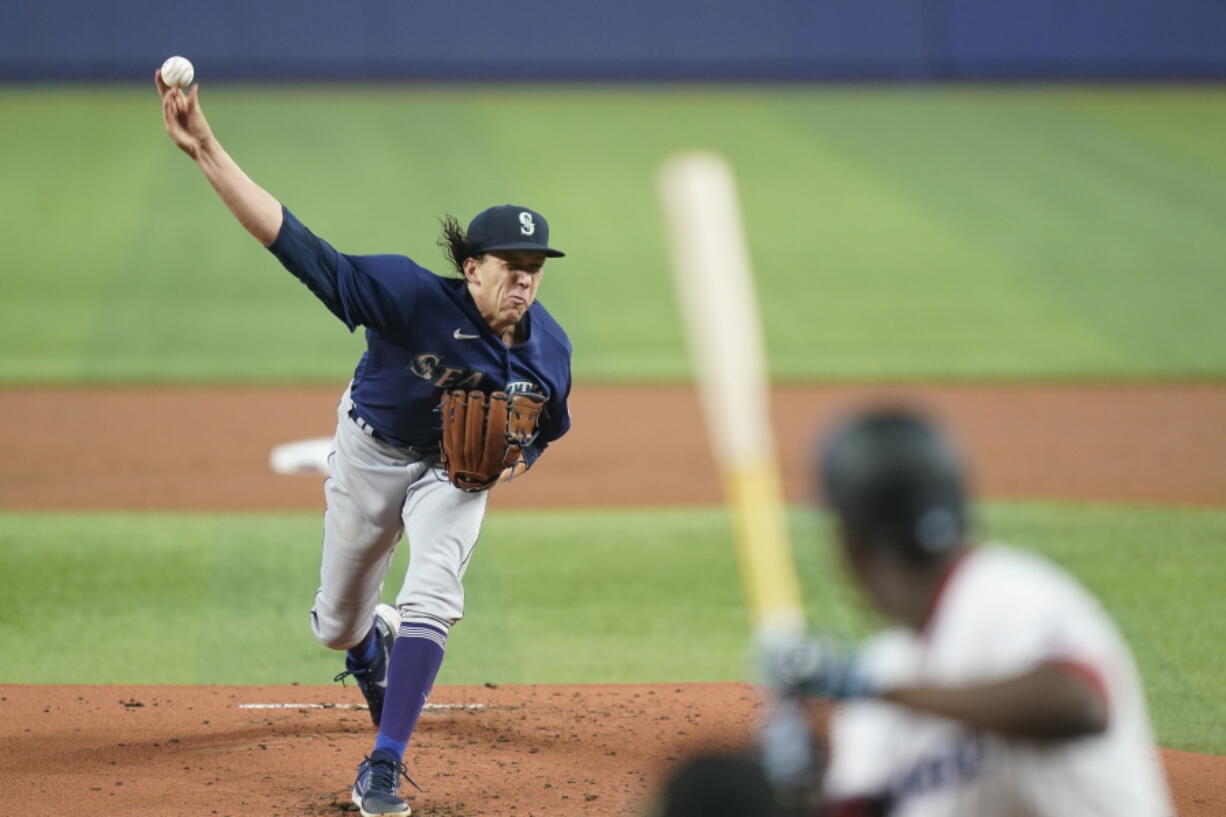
[763,633,875,700]
[155,69,214,159]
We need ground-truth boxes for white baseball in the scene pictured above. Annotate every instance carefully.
[160,56,195,89]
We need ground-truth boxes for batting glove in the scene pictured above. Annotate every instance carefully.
[764,634,875,700]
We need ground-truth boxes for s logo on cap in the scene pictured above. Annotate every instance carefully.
[519,211,536,236]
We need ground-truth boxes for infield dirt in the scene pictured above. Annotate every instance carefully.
[1,383,1224,816]
[2,383,1224,510]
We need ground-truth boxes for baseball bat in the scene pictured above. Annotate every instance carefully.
[657,151,804,642]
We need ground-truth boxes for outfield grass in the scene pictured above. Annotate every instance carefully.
[3,85,1225,382]
[2,501,1223,752]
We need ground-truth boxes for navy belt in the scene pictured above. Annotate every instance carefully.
[348,407,438,458]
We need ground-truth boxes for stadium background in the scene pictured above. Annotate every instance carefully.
[2,1,1224,814]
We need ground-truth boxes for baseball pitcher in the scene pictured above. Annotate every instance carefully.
[156,72,572,817]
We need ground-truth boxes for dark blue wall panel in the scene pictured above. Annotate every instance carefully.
[1,0,1223,80]
[946,0,1226,76]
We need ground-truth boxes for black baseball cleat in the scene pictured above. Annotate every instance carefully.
[335,603,400,727]
[351,749,415,817]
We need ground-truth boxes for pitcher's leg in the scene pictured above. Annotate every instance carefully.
[397,473,491,627]
[312,497,402,650]
[372,473,490,762]
[310,402,422,650]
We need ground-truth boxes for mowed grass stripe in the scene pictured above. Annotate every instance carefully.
[1,501,1223,752]
[0,92,168,380]
[742,97,1134,379]
[3,85,1225,382]
[778,88,1226,376]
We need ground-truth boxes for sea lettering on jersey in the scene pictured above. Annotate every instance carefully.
[410,353,486,390]
[409,357,550,399]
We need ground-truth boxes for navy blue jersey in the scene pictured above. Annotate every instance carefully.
[268,207,571,467]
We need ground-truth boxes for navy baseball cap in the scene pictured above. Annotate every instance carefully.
[466,205,565,258]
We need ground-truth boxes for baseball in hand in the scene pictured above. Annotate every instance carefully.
[160,56,195,88]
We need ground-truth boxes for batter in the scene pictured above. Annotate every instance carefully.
[156,71,572,817]
[767,408,1172,816]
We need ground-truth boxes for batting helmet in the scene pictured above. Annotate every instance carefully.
[817,407,968,561]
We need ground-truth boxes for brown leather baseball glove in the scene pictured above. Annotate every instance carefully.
[439,390,545,492]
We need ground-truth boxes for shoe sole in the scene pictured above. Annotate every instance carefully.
[374,603,401,641]
[352,789,411,817]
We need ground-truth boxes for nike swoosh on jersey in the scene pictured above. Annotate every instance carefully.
[453,329,481,340]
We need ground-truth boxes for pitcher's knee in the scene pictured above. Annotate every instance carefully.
[310,605,369,651]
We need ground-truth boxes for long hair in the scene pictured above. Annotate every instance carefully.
[437,214,472,277]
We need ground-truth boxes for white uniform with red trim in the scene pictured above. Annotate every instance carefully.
[823,545,1172,817]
